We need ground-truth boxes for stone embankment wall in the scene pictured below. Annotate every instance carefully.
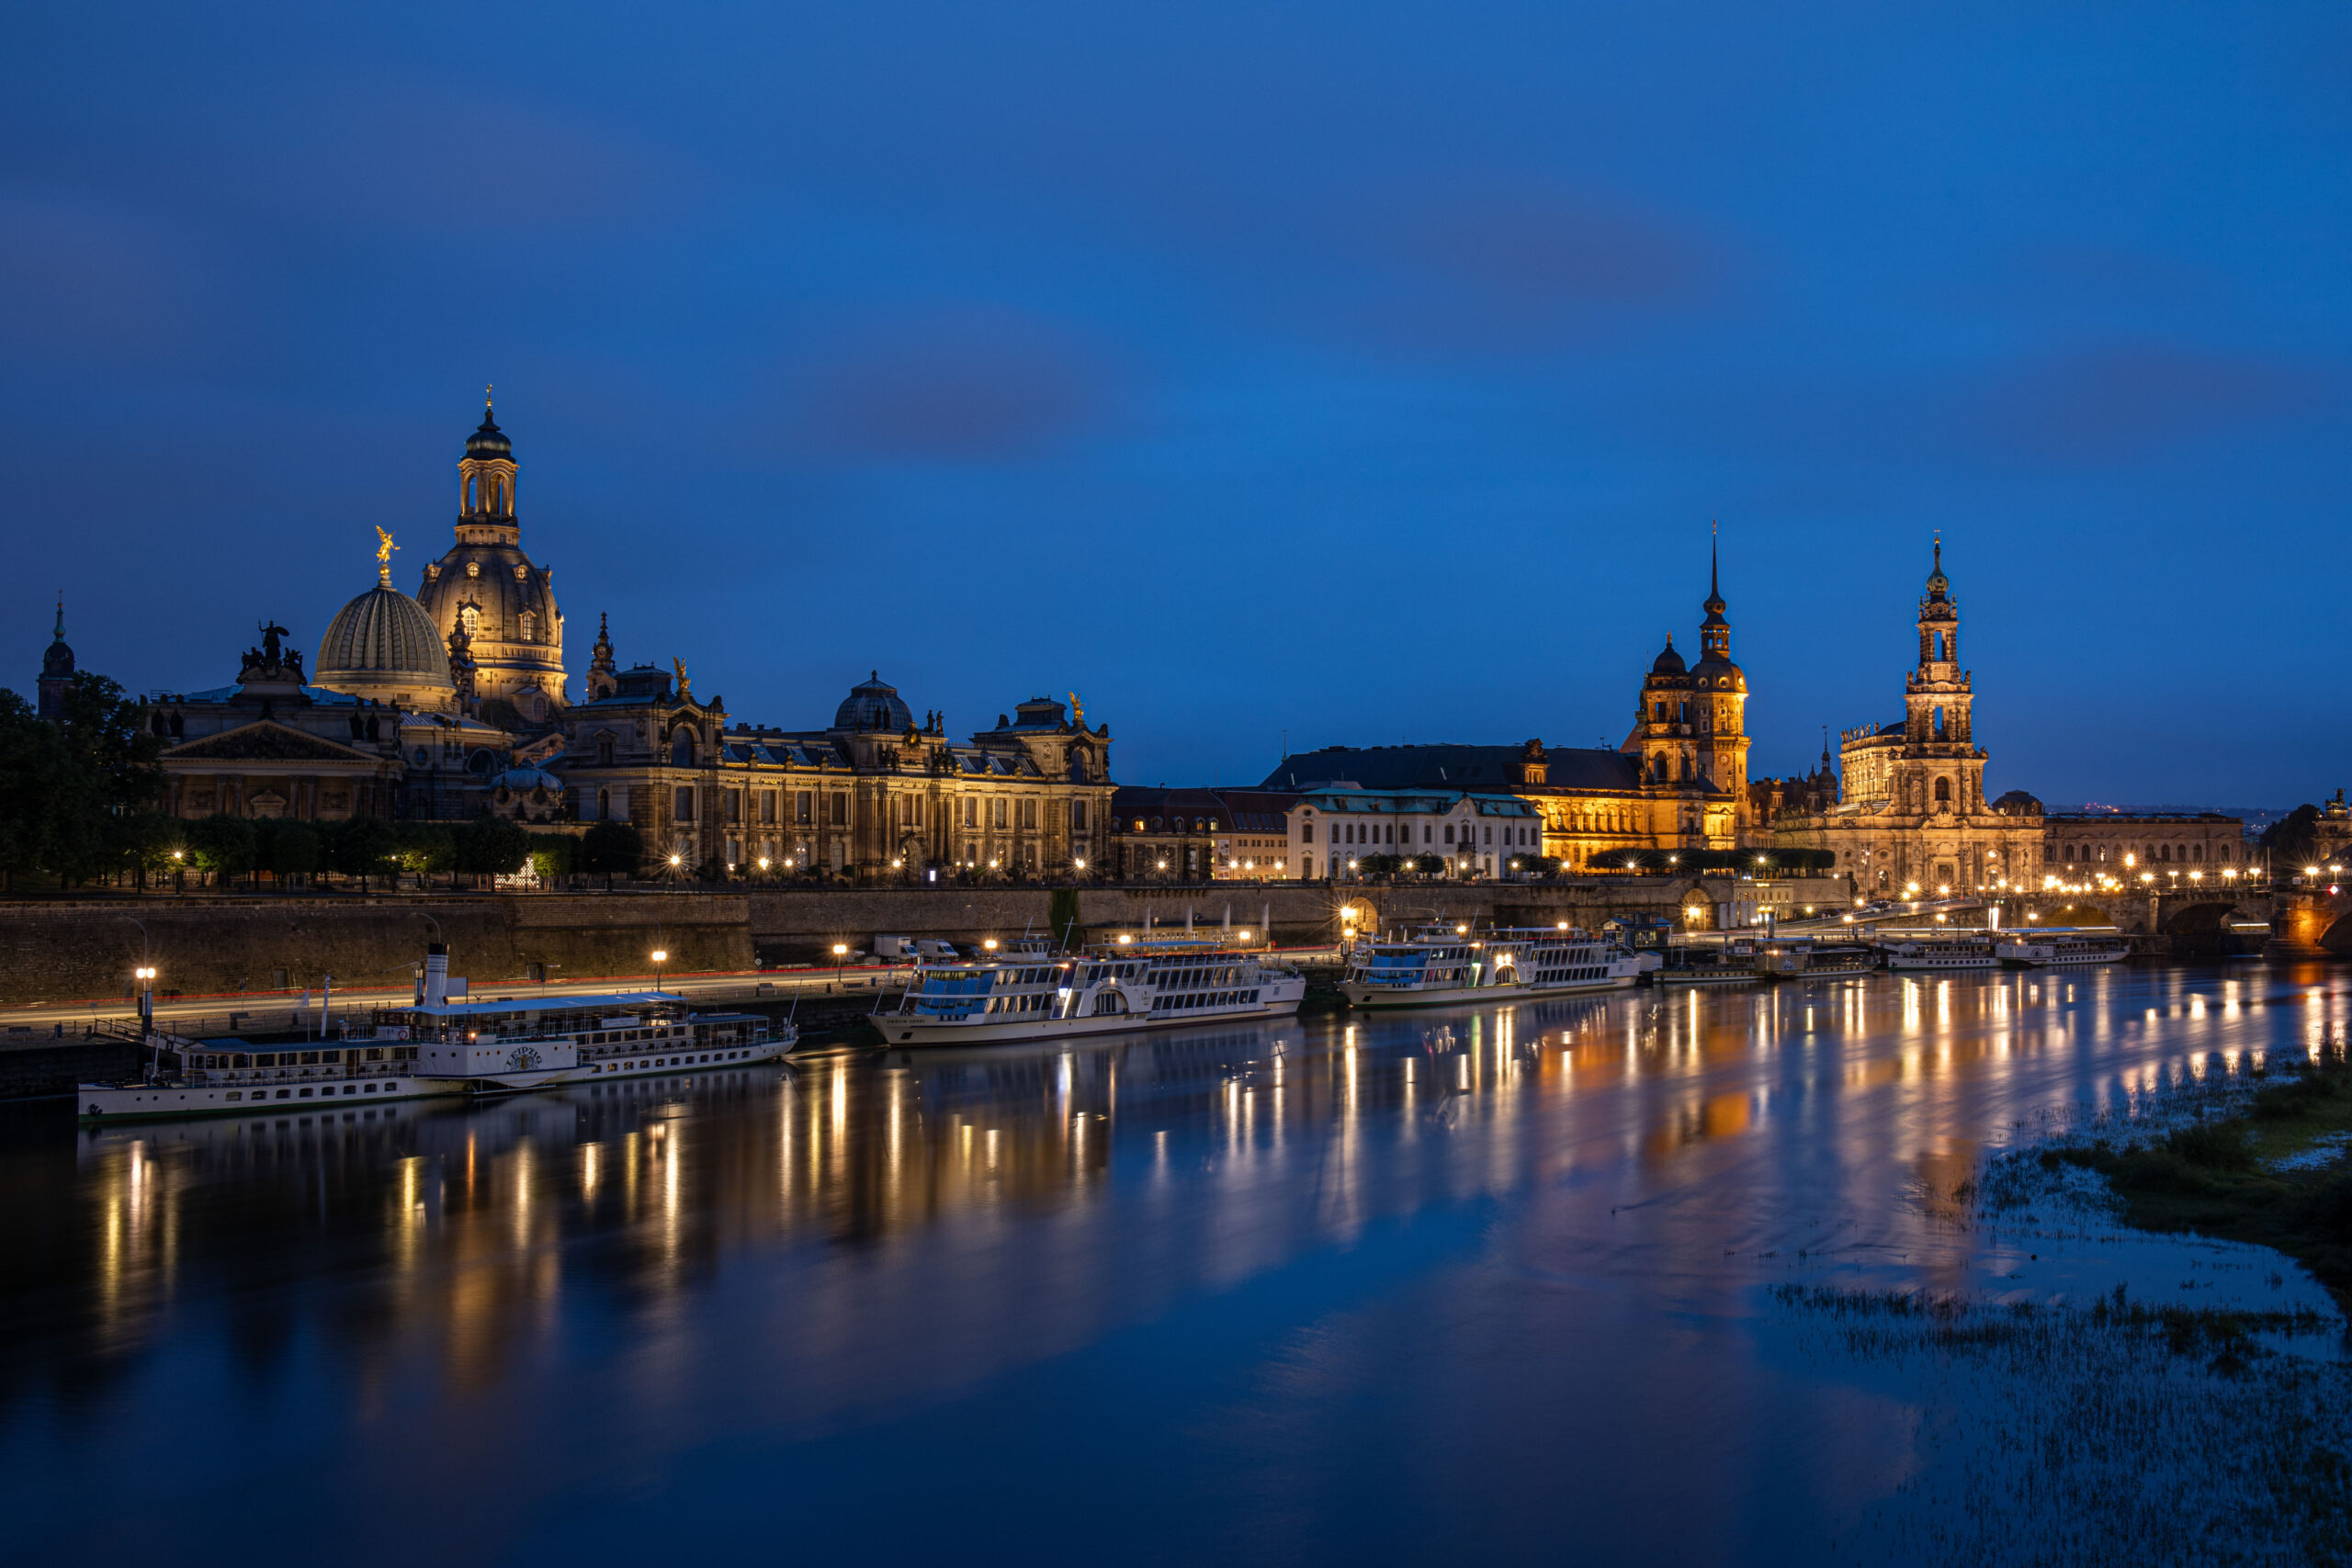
[0,876,1848,1009]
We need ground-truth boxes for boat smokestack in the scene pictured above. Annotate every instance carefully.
[424,943,449,1007]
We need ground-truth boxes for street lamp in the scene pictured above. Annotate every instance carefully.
[831,942,848,987]
[651,948,669,992]
[134,965,157,1033]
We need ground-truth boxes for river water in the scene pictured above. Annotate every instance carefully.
[5,963,2347,1565]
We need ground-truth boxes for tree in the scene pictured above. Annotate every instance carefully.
[526,830,575,881]
[395,822,458,888]
[0,674,162,889]
[578,820,645,891]
[0,691,68,890]
[332,816,399,892]
[184,814,257,887]
[51,672,164,884]
[1048,886,1085,951]
[2263,805,2322,871]
[456,817,534,886]
[266,820,321,888]
[117,811,182,890]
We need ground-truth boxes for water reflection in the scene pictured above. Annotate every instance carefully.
[3,964,2346,1564]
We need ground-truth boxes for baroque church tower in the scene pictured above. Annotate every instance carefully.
[1626,533,1752,845]
[413,393,568,727]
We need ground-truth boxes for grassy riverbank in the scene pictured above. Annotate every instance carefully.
[2041,1039,2352,1302]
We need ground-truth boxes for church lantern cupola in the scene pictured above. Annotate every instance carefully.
[457,388,519,546]
[413,389,568,724]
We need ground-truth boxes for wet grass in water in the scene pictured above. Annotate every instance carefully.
[2027,1041,2352,1303]
[1776,1285,2352,1566]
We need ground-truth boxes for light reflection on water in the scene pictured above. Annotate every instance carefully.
[3,963,2346,1566]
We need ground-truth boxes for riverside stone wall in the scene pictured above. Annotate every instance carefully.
[0,876,1847,1009]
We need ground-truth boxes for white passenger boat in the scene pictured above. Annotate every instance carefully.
[1339,925,1641,1010]
[78,944,792,1122]
[1882,937,1997,971]
[878,939,1306,1046]
[1753,942,1879,981]
[1995,931,2129,968]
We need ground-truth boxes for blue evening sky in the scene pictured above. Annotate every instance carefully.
[3,3,2345,803]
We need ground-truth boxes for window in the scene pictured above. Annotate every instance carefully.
[518,611,536,642]
[963,797,978,828]
[1070,799,1088,831]
[797,790,814,825]
[1019,798,1038,830]
[1303,822,1315,843]
[673,730,695,766]
[674,786,695,821]
[831,793,848,826]
[1444,824,1454,845]
[596,735,615,765]
[1483,826,1492,844]
[1934,776,1951,805]
[725,789,742,824]
[761,791,776,823]
[596,788,610,821]
[996,799,1011,829]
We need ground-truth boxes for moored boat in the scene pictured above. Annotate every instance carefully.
[1339,925,1641,1010]
[1994,931,2129,968]
[878,938,1305,1046]
[78,943,792,1122]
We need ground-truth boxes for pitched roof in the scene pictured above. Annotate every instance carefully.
[1261,744,1642,793]
[164,721,386,765]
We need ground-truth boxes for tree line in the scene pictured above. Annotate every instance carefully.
[0,673,649,892]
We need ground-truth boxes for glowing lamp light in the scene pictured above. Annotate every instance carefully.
[1116,934,1132,944]
[1238,930,1251,942]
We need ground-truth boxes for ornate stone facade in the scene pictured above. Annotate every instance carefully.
[1774,544,2045,896]
[557,653,1115,878]
[412,397,567,728]
[1261,546,1752,866]
[147,633,505,823]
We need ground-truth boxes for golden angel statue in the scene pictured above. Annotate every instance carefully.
[1069,691,1084,726]
[673,657,692,700]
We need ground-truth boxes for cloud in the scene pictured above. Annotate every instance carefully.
[1977,342,2330,463]
[1298,175,1730,356]
[220,76,694,233]
[770,307,1115,464]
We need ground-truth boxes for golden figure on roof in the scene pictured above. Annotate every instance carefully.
[375,526,399,568]
[673,657,692,700]
[1069,691,1084,726]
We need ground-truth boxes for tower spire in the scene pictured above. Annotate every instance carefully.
[1710,518,1719,601]
[52,592,63,640]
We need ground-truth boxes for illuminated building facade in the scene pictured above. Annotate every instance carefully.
[411,398,569,728]
[1262,547,1752,866]
[558,659,1114,877]
[1773,543,2045,896]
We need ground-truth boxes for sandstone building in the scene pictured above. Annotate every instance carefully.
[1773,544,2045,895]
[557,649,1115,878]
[1261,547,1752,865]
